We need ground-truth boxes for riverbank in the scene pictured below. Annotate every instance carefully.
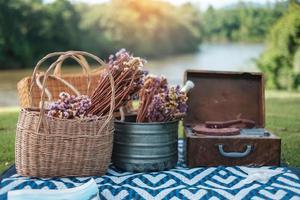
[0,90,300,173]
[0,43,265,106]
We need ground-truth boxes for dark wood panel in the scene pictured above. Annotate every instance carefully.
[185,129,281,167]
[183,70,265,127]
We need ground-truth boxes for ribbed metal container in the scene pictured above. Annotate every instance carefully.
[112,115,178,172]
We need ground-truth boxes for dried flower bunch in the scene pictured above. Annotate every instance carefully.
[46,50,189,122]
[137,75,188,122]
[136,75,168,122]
[87,49,146,116]
[47,92,92,119]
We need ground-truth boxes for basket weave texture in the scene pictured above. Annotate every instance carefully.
[15,51,115,177]
[17,54,103,108]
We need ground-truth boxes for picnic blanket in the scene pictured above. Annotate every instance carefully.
[1,140,300,200]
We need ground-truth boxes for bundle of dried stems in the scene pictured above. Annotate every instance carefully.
[136,76,190,123]
[136,76,168,122]
[88,49,146,116]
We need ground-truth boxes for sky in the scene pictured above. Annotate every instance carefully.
[67,0,280,10]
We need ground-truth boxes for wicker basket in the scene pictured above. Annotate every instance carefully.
[35,73,82,108]
[15,51,115,177]
[17,53,104,108]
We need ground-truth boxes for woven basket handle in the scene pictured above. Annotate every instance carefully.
[29,51,98,105]
[53,54,91,76]
[36,73,81,102]
[34,51,115,135]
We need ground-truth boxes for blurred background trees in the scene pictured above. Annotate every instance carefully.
[0,0,82,69]
[78,0,202,58]
[0,0,203,69]
[202,2,286,42]
[257,1,300,90]
[0,0,299,90]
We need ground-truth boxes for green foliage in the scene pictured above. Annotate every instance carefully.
[257,1,300,90]
[0,0,293,71]
[0,0,82,69]
[0,0,202,69]
[78,0,202,58]
[202,2,286,42]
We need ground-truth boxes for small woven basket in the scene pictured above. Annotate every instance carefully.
[17,53,104,108]
[15,51,115,177]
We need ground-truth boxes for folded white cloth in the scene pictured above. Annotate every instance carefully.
[240,167,284,184]
[7,178,99,200]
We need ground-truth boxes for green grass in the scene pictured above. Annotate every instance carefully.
[265,97,300,166]
[0,91,300,173]
[0,109,18,173]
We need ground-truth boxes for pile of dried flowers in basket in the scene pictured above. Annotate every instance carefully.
[47,92,92,119]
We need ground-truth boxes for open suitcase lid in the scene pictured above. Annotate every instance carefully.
[183,70,265,128]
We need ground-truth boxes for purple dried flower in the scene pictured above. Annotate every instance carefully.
[47,92,93,119]
[143,81,188,122]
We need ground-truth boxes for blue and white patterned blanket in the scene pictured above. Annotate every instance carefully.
[1,140,300,200]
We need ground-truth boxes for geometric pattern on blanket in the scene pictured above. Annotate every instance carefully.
[1,140,300,200]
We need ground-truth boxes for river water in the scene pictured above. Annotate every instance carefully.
[146,43,264,85]
[0,43,265,107]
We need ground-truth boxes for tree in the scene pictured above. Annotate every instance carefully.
[202,2,286,42]
[257,1,300,90]
[0,0,83,69]
[78,0,202,58]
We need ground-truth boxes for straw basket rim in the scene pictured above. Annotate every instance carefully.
[21,107,112,122]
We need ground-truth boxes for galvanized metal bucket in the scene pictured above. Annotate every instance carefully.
[112,115,179,172]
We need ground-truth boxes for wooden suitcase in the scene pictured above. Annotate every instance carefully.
[184,70,281,167]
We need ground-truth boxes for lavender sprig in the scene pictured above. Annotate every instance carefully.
[138,75,188,122]
[146,85,188,122]
[47,92,92,119]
